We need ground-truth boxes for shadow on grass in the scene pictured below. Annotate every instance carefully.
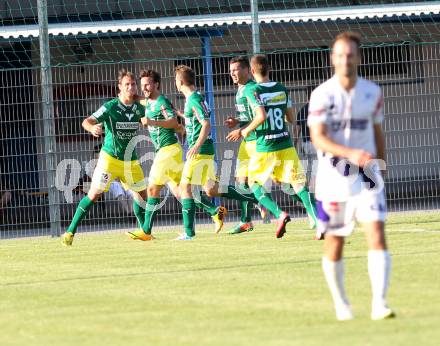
[4,248,440,287]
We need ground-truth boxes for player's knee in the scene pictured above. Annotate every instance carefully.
[171,186,181,199]
[324,235,344,261]
[236,176,247,185]
[292,183,305,193]
[138,189,148,200]
[204,189,215,197]
[180,183,192,197]
[367,227,387,250]
[147,185,158,198]
[87,190,102,202]
[204,184,218,197]
[364,221,386,250]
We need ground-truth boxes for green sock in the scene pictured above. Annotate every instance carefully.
[182,198,196,237]
[297,187,318,225]
[221,185,258,204]
[251,184,283,218]
[238,183,252,223]
[194,193,217,217]
[67,196,94,234]
[133,199,146,229]
[143,197,160,234]
[240,201,252,223]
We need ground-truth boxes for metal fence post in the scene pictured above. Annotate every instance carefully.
[251,0,260,54]
[201,35,220,205]
[38,0,61,237]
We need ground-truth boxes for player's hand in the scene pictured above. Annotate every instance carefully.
[175,124,186,136]
[140,117,150,127]
[171,104,184,118]
[347,148,373,168]
[224,117,239,129]
[186,146,200,160]
[226,128,242,142]
[90,124,103,137]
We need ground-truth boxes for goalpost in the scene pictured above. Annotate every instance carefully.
[0,1,439,236]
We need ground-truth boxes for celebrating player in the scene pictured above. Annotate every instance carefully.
[124,69,182,240]
[227,54,318,239]
[225,56,268,234]
[174,65,259,240]
[308,32,393,320]
[62,69,148,246]
[127,69,226,240]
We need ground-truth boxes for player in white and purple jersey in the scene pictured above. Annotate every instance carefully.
[308,32,394,321]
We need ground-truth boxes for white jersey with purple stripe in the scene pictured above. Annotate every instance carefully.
[307,76,384,201]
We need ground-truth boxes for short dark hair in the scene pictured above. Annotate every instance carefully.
[250,54,270,76]
[118,69,135,83]
[175,65,196,86]
[332,31,361,50]
[139,69,161,88]
[230,55,250,69]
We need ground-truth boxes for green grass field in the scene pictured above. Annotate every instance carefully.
[1,212,439,346]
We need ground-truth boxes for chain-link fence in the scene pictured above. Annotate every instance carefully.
[1,1,439,238]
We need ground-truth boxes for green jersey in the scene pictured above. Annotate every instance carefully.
[183,91,215,155]
[145,95,178,152]
[91,98,145,161]
[245,81,293,153]
[235,79,257,142]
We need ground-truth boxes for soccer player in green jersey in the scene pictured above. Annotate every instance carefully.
[174,65,260,240]
[227,54,318,238]
[225,56,268,234]
[127,69,227,240]
[62,70,149,246]
[125,69,182,241]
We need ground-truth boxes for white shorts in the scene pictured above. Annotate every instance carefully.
[316,189,386,237]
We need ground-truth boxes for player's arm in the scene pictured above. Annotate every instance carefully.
[187,119,210,159]
[285,107,295,124]
[168,102,185,119]
[372,92,386,174]
[241,106,265,137]
[372,94,385,162]
[373,123,386,176]
[226,88,266,141]
[293,117,301,151]
[141,117,178,129]
[224,117,239,128]
[284,92,295,124]
[82,117,103,138]
[374,124,385,162]
[186,100,211,159]
[241,89,267,137]
[141,100,180,129]
[309,123,373,168]
[224,104,240,128]
[226,107,265,142]
[83,104,110,138]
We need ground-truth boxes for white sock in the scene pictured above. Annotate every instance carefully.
[368,250,391,308]
[322,257,349,308]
